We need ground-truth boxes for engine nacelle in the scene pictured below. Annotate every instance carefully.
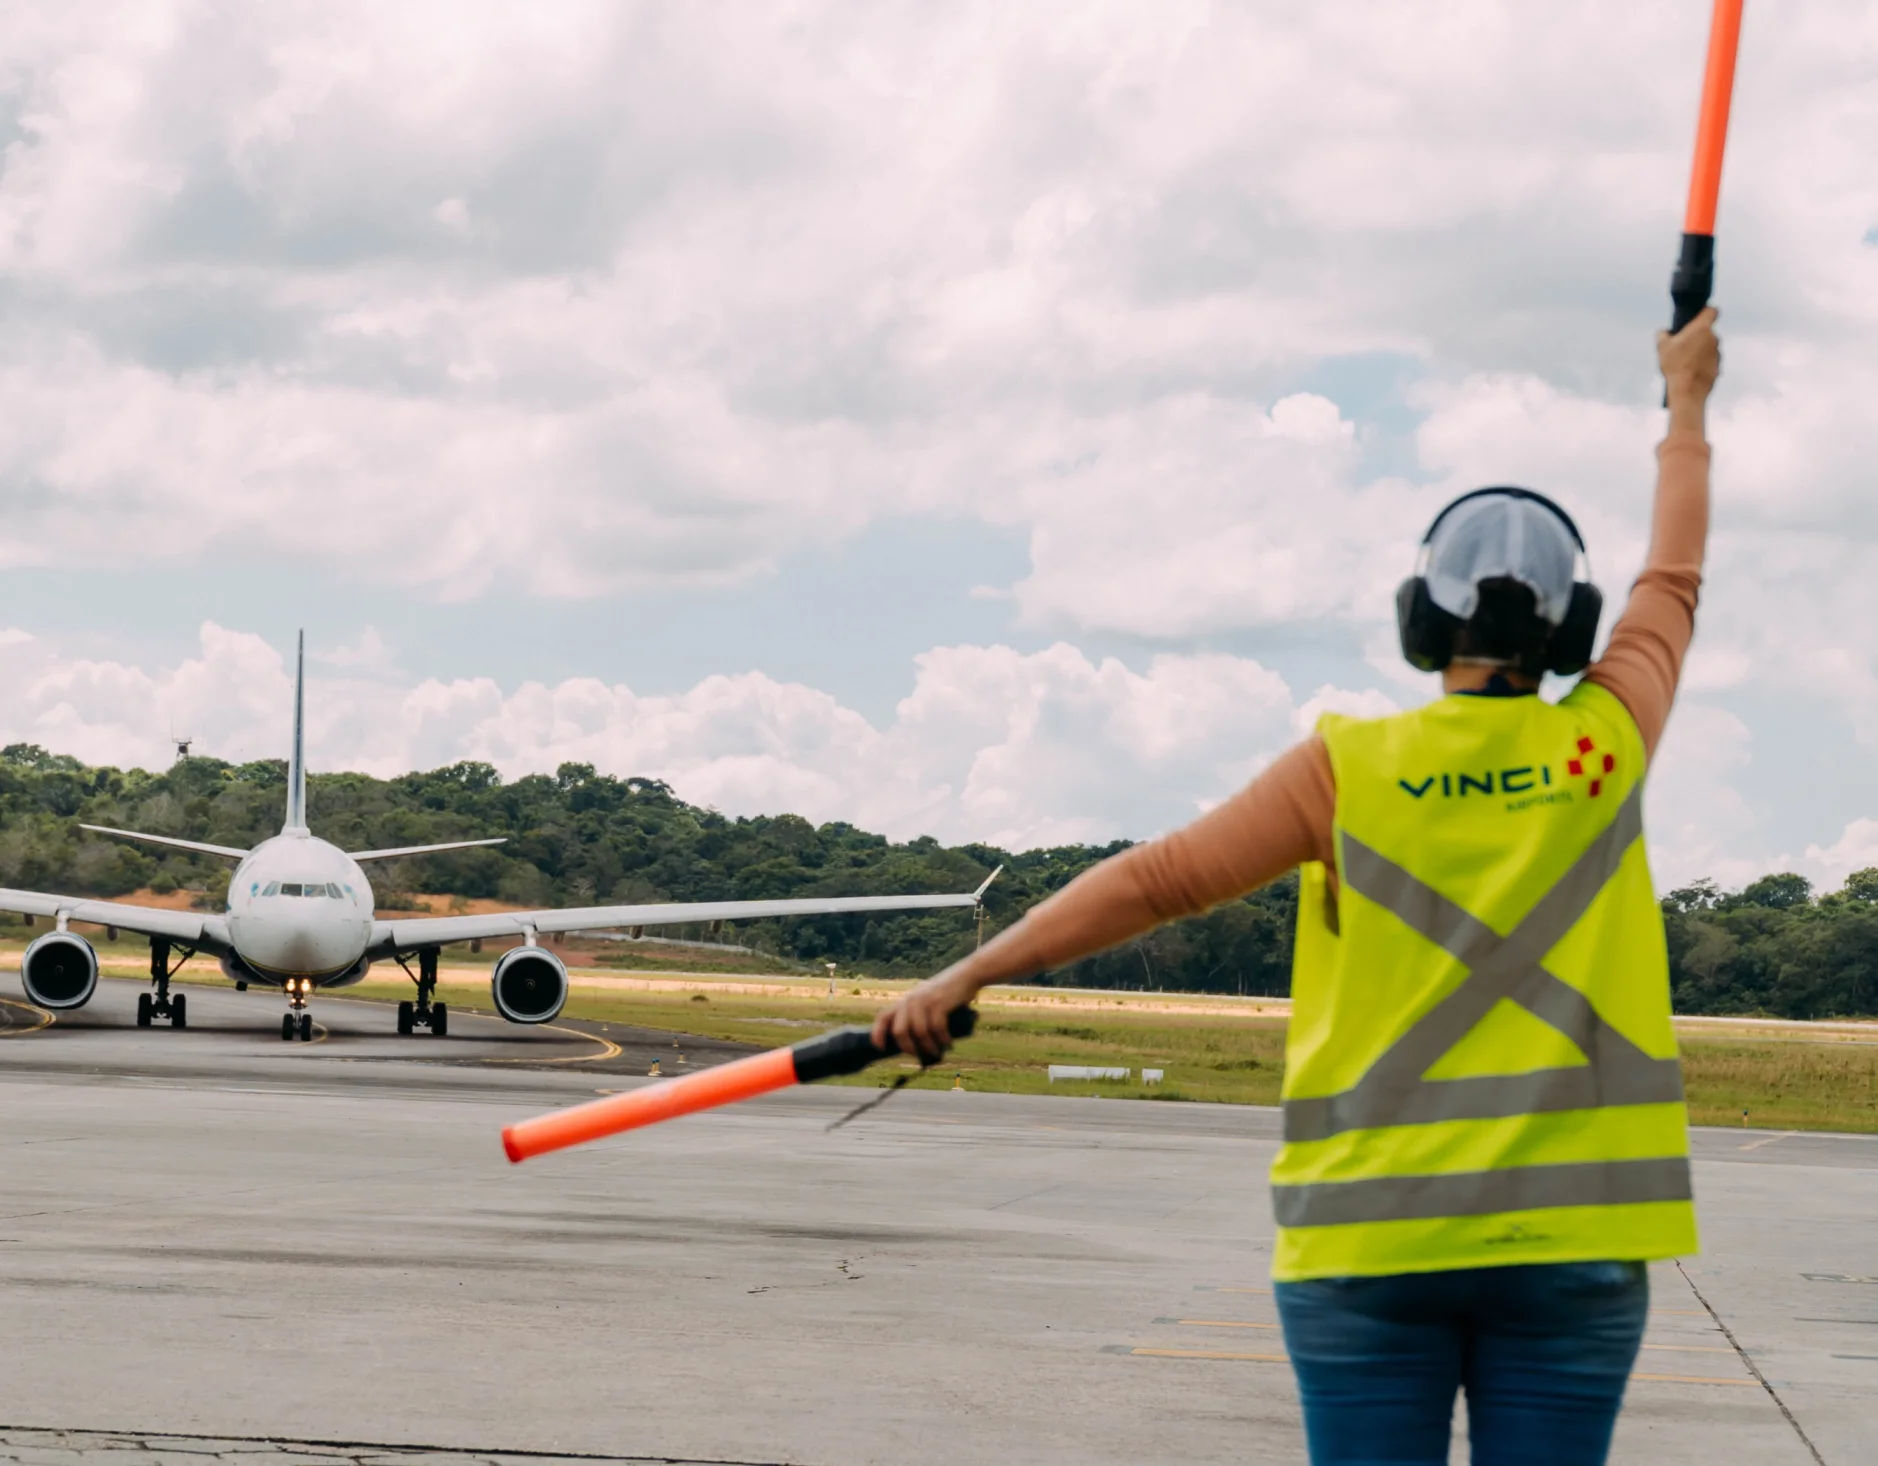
[490,946,568,1025]
[21,930,99,1010]
[220,951,261,987]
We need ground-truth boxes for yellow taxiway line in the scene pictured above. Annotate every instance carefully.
[1160,1319,1280,1329]
[1641,1342,1735,1353]
[0,995,53,1036]
[312,994,621,1065]
[483,1021,623,1066]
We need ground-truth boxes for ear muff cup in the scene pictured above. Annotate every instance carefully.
[1396,576,1460,673]
[1545,582,1603,676]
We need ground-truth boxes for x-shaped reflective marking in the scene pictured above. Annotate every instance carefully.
[1284,785,1684,1144]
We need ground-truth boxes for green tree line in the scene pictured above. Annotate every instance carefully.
[0,744,1294,994]
[5,743,1873,1015]
[1662,870,1878,1019]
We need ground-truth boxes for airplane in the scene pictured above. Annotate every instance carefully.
[0,633,999,1042]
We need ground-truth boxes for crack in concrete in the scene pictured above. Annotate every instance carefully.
[1674,1261,1830,1466]
[0,1428,799,1466]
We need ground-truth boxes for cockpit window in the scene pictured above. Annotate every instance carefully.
[280,882,302,897]
[262,881,281,896]
[326,883,343,898]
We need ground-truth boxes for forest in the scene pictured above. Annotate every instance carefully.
[1,742,1873,1017]
[0,744,1295,996]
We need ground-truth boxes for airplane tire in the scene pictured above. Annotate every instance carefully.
[137,993,153,1028]
[432,1002,448,1037]
[281,1013,295,1042]
[171,993,187,1029]
[397,1000,413,1036]
[299,1013,314,1043]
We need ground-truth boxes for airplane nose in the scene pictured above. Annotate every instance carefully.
[235,906,359,977]
[270,923,326,973]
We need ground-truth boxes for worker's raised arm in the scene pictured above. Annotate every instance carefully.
[1581,308,1722,759]
[873,737,1335,1060]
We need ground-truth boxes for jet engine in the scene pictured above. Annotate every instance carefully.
[490,946,568,1025]
[20,930,99,1010]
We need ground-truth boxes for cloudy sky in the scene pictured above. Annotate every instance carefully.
[1,1,1875,889]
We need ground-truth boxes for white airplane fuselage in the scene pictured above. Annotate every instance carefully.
[225,832,376,982]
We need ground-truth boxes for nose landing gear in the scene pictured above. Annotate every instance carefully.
[280,978,316,1042]
[393,947,448,1037]
[137,938,196,1029]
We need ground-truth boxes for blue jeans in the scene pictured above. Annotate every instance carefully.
[1275,1261,1648,1466]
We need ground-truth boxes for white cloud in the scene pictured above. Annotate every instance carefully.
[1644,700,1766,892]
[0,3,1874,879]
[308,625,397,674]
[0,623,1334,853]
[0,0,1869,611]
[1806,819,1878,891]
[3,623,1872,892]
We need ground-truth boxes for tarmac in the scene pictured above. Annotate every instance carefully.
[1,973,1873,1465]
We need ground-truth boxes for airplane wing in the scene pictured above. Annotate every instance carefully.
[347,838,508,862]
[370,868,1001,956]
[0,888,230,951]
[80,825,250,860]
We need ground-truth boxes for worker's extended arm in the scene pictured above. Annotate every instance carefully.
[872,738,1333,1060]
[879,315,1722,1063]
[1582,309,1722,758]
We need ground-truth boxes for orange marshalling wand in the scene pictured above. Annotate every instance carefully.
[1669,0,1745,333]
[503,1008,976,1162]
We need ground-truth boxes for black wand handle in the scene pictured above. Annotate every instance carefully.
[1669,231,1715,334]
[1663,232,1715,405]
[792,1007,978,1083]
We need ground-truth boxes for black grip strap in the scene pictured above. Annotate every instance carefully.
[792,1006,978,1083]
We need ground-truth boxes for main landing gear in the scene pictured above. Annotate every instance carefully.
[136,938,196,1030]
[279,977,315,1042]
[393,947,448,1037]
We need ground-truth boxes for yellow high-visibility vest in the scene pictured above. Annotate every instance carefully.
[1272,681,1697,1282]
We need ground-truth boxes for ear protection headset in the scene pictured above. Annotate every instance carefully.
[1395,486,1603,676]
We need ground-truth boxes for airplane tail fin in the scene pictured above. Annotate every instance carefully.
[284,630,308,834]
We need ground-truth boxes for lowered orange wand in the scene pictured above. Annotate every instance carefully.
[502,1008,976,1162]
[1668,0,1745,333]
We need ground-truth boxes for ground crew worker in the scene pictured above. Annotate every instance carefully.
[875,310,1723,1466]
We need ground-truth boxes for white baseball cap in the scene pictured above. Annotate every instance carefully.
[1422,491,1581,627]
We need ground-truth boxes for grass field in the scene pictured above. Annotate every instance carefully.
[347,968,1878,1131]
[19,934,1878,1132]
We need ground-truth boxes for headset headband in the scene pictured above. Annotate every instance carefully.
[1420,486,1587,553]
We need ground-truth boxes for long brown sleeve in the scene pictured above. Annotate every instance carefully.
[971,736,1335,980]
[1581,431,1711,759]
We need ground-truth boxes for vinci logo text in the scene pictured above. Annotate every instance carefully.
[1397,767,1555,799]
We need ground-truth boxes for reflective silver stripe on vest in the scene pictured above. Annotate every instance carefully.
[1283,785,1684,1148]
[1272,1155,1693,1229]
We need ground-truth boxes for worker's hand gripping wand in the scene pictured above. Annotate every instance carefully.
[1668,0,1744,336]
[502,1007,977,1162]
